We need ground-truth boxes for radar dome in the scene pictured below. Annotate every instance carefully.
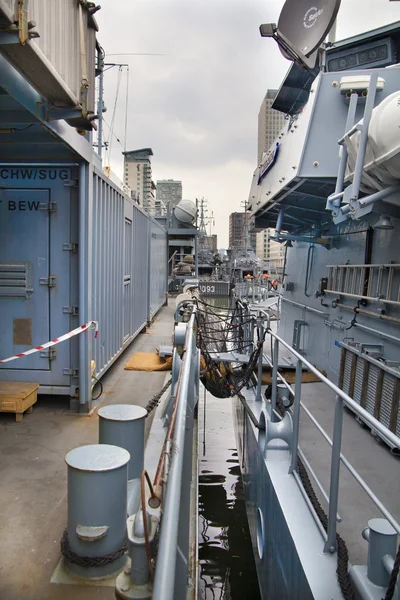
[175,200,197,224]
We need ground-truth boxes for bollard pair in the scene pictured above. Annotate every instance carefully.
[64,405,147,580]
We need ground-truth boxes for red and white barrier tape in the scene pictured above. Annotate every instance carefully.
[0,320,98,364]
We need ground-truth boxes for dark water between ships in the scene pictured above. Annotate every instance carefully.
[198,393,261,600]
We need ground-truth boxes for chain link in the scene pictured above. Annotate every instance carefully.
[145,378,172,416]
[60,529,127,567]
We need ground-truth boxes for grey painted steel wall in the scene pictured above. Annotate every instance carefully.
[279,214,400,383]
[232,398,314,599]
[149,218,168,319]
[92,168,167,380]
[132,207,150,334]
[92,170,125,378]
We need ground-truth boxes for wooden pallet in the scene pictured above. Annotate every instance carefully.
[0,382,39,422]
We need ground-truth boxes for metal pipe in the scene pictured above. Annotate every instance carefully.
[269,329,400,450]
[281,296,329,316]
[256,315,263,402]
[324,395,343,553]
[358,184,400,208]
[152,314,195,600]
[300,401,400,534]
[289,359,302,473]
[275,207,285,234]
[329,191,345,202]
[351,72,378,199]
[78,162,92,413]
[333,92,359,202]
[271,339,279,421]
[354,322,400,345]
[96,48,104,159]
[262,352,294,397]
[337,302,400,324]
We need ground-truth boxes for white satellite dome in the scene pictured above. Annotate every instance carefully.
[175,199,197,224]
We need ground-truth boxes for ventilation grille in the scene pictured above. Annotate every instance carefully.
[339,344,400,442]
[0,263,33,298]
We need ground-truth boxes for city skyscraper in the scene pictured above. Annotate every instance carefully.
[257,90,286,165]
[229,212,256,251]
[156,179,183,209]
[256,228,285,267]
[123,148,156,213]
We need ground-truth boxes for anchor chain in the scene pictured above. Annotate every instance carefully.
[145,378,172,416]
[60,529,127,567]
[384,543,400,600]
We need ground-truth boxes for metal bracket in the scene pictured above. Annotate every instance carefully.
[292,320,308,355]
[62,243,78,253]
[63,367,79,377]
[63,305,79,316]
[40,348,56,360]
[0,26,39,46]
[39,275,56,287]
[39,202,57,213]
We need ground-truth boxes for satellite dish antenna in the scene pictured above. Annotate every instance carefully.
[260,0,341,69]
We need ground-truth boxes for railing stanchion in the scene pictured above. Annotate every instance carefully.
[271,339,279,421]
[256,314,263,402]
[289,359,302,473]
[324,394,344,553]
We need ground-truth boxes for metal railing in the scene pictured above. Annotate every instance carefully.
[235,280,279,303]
[152,309,198,600]
[263,327,400,553]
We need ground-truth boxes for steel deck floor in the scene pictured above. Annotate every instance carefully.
[0,303,174,600]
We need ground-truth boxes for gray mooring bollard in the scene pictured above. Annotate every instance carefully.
[98,405,147,481]
[65,444,130,578]
[362,518,398,587]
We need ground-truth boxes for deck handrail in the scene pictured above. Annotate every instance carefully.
[152,310,197,600]
[265,327,400,552]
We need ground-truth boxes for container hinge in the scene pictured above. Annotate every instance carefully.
[39,275,56,287]
[39,202,57,212]
[62,243,78,253]
[63,367,79,377]
[40,348,57,360]
[63,179,78,188]
[63,305,79,316]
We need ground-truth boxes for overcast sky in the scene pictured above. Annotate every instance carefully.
[96,0,399,246]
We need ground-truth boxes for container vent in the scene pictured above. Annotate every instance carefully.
[0,262,32,298]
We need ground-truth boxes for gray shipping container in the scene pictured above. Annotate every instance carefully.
[0,163,167,412]
[0,0,97,114]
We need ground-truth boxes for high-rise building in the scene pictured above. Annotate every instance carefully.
[257,90,286,165]
[123,148,155,213]
[256,228,285,267]
[156,179,182,208]
[229,212,256,251]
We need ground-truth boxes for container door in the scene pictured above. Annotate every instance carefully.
[0,189,50,370]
